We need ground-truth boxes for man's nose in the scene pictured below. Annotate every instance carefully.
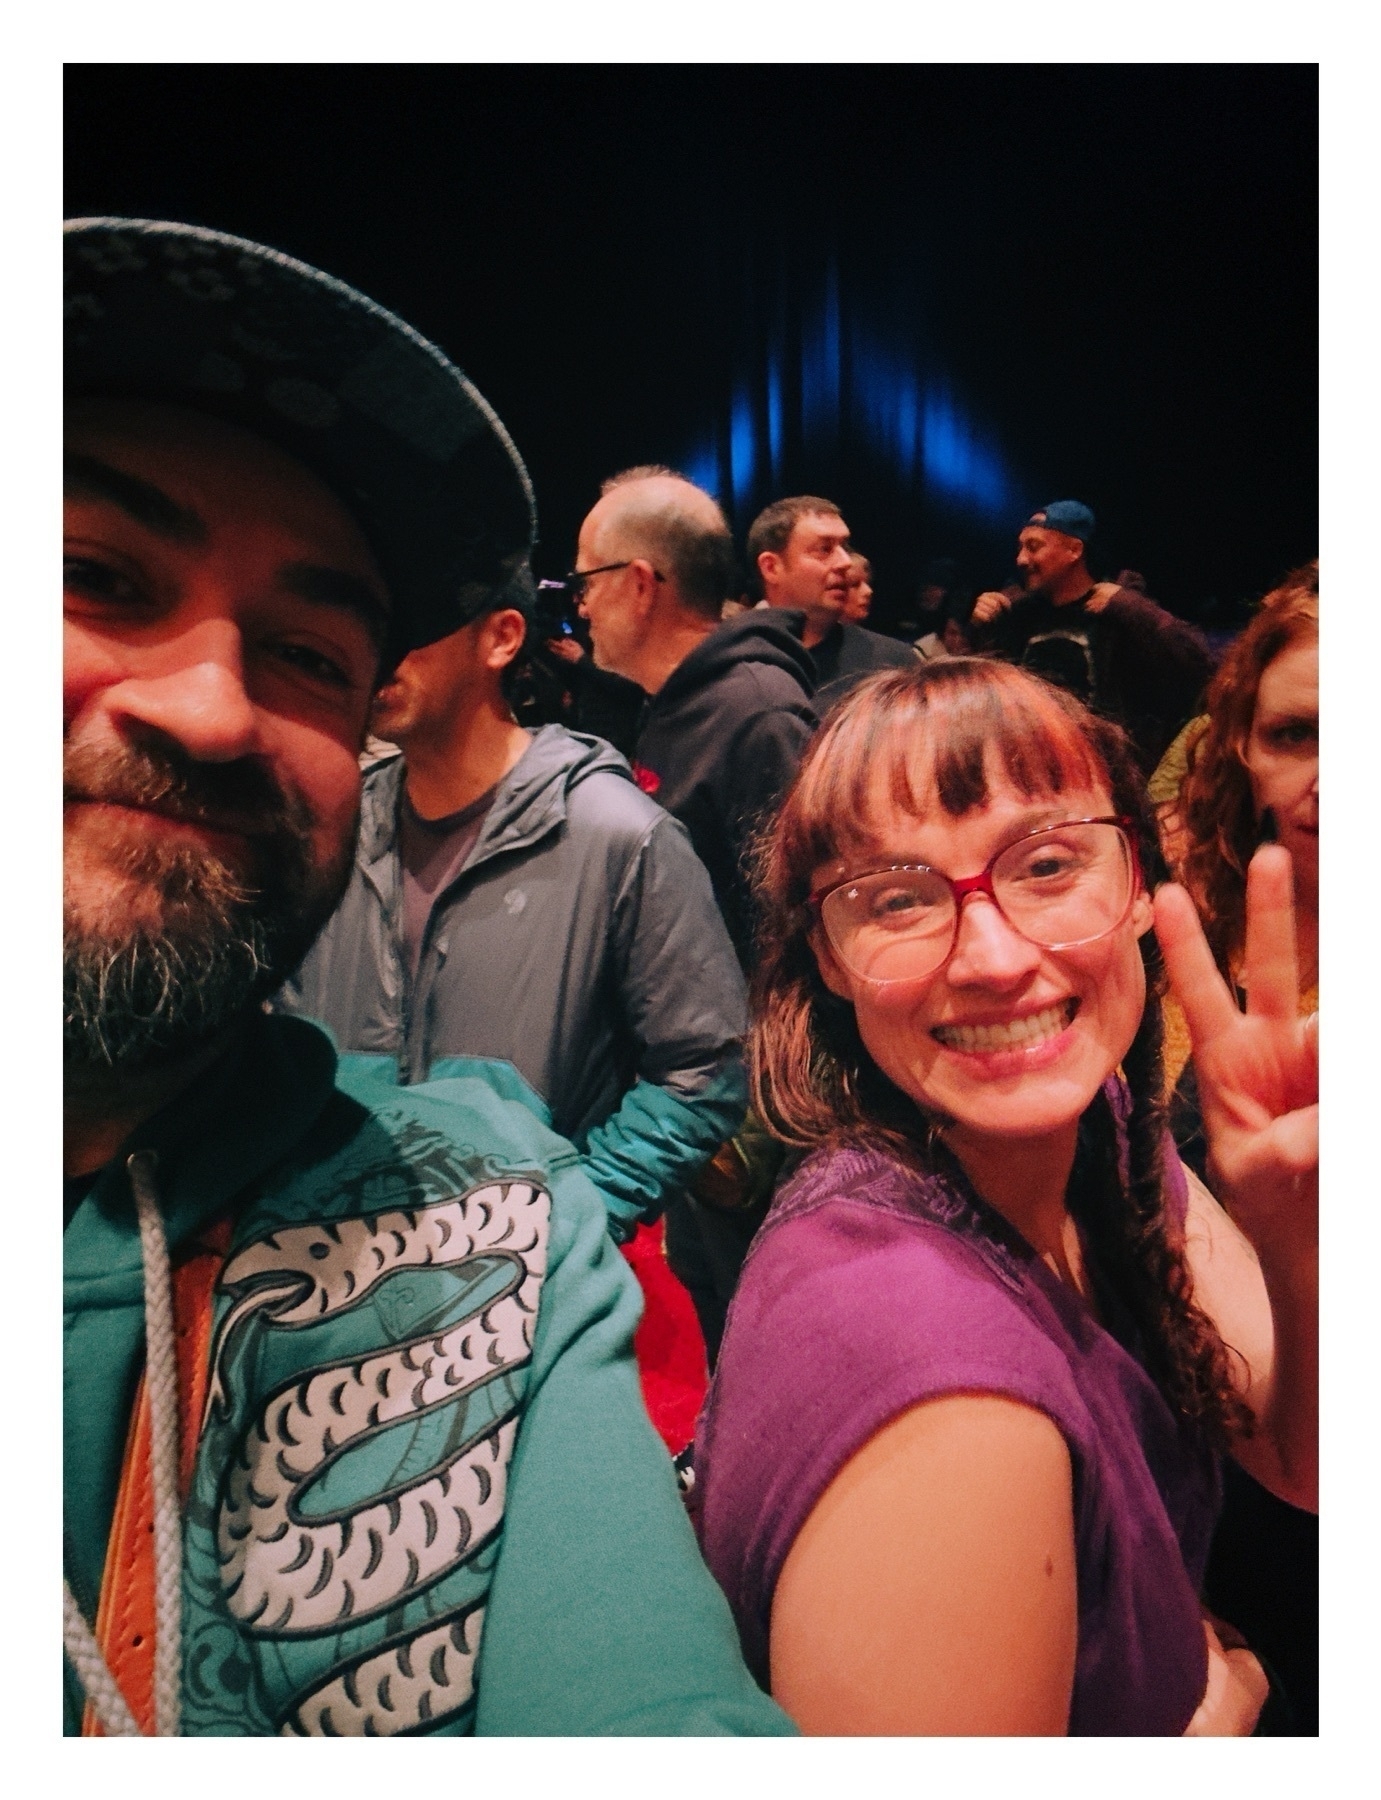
[944,892,1044,987]
[103,619,263,763]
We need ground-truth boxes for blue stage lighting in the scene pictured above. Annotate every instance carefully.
[680,443,721,496]
[677,277,1023,531]
[730,388,756,509]
[922,387,1018,519]
[766,350,784,483]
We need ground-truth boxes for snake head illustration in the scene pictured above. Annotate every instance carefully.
[202,1187,548,1432]
[203,1270,314,1426]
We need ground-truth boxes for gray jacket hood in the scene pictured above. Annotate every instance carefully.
[359,724,637,877]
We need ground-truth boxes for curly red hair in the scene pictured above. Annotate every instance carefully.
[1179,564,1318,975]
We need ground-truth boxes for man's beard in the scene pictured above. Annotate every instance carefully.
[64,737,356,1075]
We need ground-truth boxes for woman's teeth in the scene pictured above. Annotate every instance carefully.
[932,1000,1075,1054]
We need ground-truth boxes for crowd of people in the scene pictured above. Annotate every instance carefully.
[63,218,1318,1737]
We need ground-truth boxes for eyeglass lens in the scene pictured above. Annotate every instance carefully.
[823,823,1134,984]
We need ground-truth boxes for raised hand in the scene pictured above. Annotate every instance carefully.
[1152,846,1318,1257]
[971,589,1014,626]
[1182,1618,1268,1736]
[544,634,586,663]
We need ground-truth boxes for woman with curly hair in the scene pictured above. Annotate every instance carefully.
[1164,565,1318,1100]
[691,658,1317,1735]
[1163,566,1318,1729]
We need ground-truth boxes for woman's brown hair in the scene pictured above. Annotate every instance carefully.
[749,657,1250,1447]
[1179,564,1318,976]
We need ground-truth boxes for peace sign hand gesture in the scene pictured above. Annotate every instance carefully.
[1153,845,1318,1260]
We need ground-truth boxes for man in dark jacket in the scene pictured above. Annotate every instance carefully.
[747,495,917,709]
[971,500,1214,772]
[278,583,749,1241]
[572,468,819,1359]
[574,467,818,970]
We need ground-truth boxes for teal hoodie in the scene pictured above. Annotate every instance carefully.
[63,1013,792,1736]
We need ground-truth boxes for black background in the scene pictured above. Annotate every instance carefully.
[65,63,1317,629]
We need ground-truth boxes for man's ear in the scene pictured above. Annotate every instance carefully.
[757,549,782,594]
[628,558,662,621]
[481,608,528,672]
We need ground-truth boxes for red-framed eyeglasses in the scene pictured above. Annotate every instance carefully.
[809,816,1142,985]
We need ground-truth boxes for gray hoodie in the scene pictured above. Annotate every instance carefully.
[277,726,748,1238]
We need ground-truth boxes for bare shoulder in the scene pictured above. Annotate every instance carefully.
[771,1393,1077,1734]
[801,1391,1072,1527]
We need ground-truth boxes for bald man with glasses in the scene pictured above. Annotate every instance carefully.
[570,466,820,1363]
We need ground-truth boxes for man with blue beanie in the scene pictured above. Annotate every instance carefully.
[971,500,1214,771]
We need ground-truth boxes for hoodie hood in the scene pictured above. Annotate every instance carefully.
[654,608,816,711]
[359,725,635,875]
[630,609,819,970]
[465,725,637,872]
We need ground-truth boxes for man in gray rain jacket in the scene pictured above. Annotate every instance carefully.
[278,587,748,1241]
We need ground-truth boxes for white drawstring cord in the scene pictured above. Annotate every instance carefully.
[61,1581,140,1737]
[62,1150,183,1736]
[128,1150,183,1737]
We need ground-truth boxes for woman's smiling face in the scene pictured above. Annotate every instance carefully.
[810,766,1154,1154]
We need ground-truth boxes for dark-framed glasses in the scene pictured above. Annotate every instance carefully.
[563,562,666,603]
[810,817,1140,986]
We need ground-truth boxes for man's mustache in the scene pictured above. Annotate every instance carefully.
[63,736,316,843]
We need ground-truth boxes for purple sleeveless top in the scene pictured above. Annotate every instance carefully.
[692,1117,1221,1735]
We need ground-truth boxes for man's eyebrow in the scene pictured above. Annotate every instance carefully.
[64,451,209,545]
[279,563,392,648]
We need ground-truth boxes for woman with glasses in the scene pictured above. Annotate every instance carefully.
[691,659,1317,1735]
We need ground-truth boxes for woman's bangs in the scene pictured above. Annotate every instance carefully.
[932,675,1107,815]
[785,663,1108,881]
[782,691,911,874]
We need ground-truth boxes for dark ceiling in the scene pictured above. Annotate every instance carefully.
[65,63,1317,626]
